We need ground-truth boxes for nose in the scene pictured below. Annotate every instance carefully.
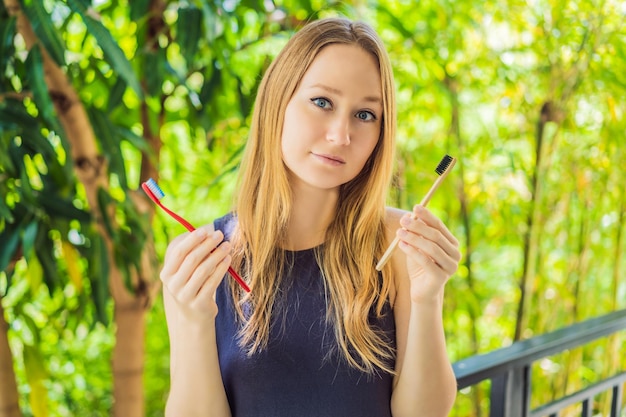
[325,115,351,145]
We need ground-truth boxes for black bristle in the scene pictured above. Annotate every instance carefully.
[435,154,454,175]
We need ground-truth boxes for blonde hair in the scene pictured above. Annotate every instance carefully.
[231,17,397,374]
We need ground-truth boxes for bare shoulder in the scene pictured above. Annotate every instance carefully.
[383,206,408,236]
[384,206,408,221]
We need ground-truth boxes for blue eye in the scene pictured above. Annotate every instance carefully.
[356,111,376,122]
[311,98,331,109]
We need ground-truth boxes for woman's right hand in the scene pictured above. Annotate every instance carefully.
[161,226,234,417]
[160,226,232,319]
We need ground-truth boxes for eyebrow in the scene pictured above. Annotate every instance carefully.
[307,83,382,104]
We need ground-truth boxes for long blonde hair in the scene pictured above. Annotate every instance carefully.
[231,17,397,374]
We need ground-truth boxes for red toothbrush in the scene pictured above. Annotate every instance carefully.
[142,178,250,293]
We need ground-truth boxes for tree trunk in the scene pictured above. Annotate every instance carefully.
[4,2,157,416]
[514,101,559,341]
[112,306,146,417]
[0,300,22,417]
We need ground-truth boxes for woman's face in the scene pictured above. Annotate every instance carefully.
[281,44,383,191]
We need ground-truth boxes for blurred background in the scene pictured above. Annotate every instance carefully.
[0,0,624,416]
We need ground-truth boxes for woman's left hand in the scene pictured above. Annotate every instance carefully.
[396,204,461,303]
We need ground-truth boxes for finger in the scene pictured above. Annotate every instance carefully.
[400,215,459,261]
[398,240,442,273]
[177,241,231,303]
[163,231,224,292]
[191,254,231,310]
[411,205,458,246]
[401,241,458,276]
[397,229,459,274]
[412,205,459,247]
[162,227,211,276]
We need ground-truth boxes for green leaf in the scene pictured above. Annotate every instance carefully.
[89,233,109,325]
[114,200,148,288]
[23,343,47,377]
[130,0,150,22]
[0,224,21,272]
[198,61,222,107]
[20,126,57,161]
[208,144,245,188]
[107,77,127,113]
[19,127,68,187]
[375,4,415,41]
[20,0,66,67]
[8,139,26,177]
[96,187,116,239]
[88,107,127,187]
[236,73,257,117]
[66,0,143,96]
[61,241,83,292]
[0,139,16,176]
[25,46,56,124]
[0,16,16,70]
[116,126,152,154]
[21,221,38,259]
[0,197,14,223]
[0,99,37,128]
[177,6,202,64]
[23,344,49,417]
[35,226,59,295]
[144,49,165,97]
[25,255,43,295]
[201,3,222,43]
[38,194,91,223]
[19,164,37,205]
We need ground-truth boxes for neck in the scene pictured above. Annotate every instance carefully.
[284,182,338,251]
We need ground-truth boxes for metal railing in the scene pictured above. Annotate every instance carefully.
[452,309,626,417]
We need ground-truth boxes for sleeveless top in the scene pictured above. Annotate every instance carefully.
[214,213,396,417]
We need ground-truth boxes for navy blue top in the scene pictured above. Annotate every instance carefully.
[214,213,396,417]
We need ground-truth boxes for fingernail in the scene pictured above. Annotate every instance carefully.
[400,215,411,227]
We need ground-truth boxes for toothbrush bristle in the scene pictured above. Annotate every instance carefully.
[435,155,454,176]
[146,178,165,199]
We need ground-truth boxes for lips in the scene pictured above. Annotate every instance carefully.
[311,152,346,165]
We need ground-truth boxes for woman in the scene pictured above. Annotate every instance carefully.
[161,17,461,417]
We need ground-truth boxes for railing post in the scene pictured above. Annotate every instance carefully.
[611,384,623,416]
[489,365,531,417]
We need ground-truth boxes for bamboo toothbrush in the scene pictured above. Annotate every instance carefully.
[142,178,251,293]
[375,155,457,271]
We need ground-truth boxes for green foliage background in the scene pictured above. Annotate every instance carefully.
[0,0,624,415]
